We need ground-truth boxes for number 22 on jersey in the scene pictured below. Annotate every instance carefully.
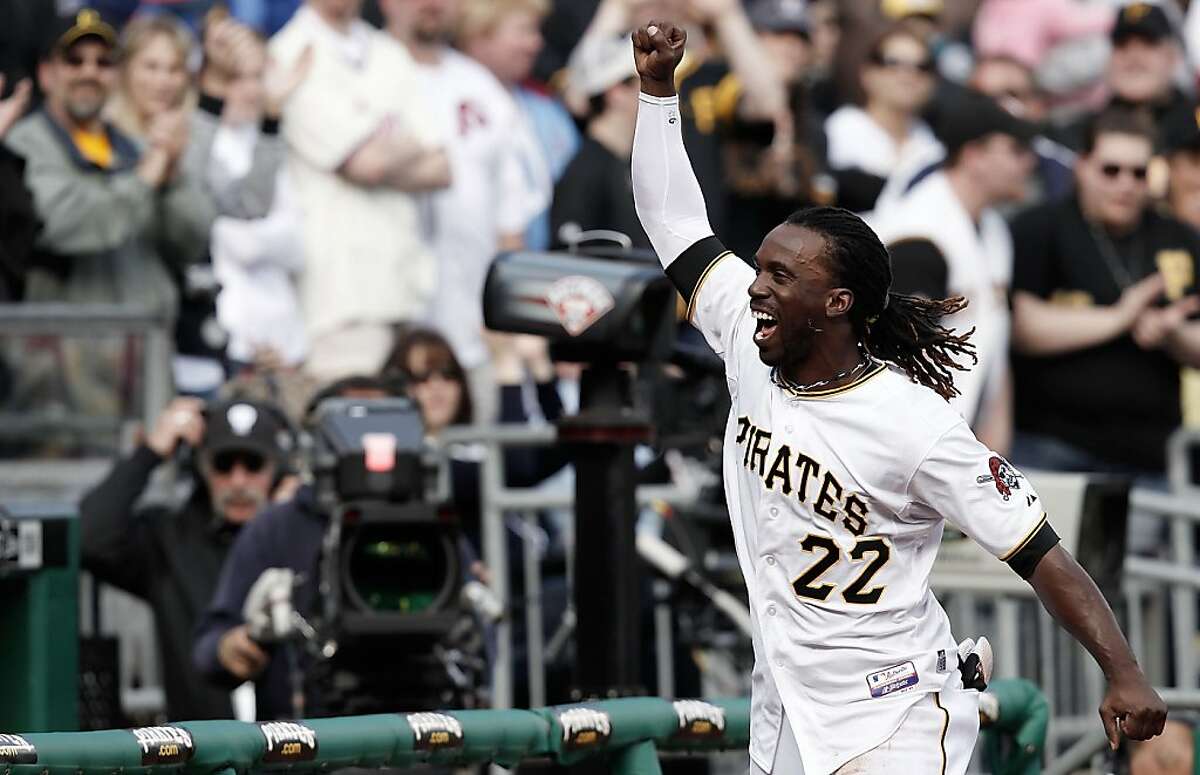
[792,534,891,605]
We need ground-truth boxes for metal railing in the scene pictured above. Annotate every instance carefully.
[1,697,751,775]
[0,303,174,437]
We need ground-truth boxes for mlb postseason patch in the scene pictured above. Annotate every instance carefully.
[557,708,612,751]
[671,700,726,741]
[406,713,464,752]
[258,721,318,763]
[0,734,36,764]
[130,726,195,766]
[866,662,919,698]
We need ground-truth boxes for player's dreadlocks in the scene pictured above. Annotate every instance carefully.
[785,207,977,401]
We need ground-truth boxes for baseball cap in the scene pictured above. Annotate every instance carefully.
[43,8,117,60]
[201,400,291,465]
[569,34,638,99]
[938,91,1037,155]
[1111,2,1173,44]
[748,0,810,36]
[881,0,944,20]
[1163,106,1200,154]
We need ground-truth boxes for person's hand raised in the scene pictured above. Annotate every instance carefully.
[632,22,686,97]
[0,76,32,140]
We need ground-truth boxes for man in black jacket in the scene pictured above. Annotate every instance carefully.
[80,396,291,720]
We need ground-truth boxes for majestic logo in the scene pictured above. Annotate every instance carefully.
[558,708,612,751]
[977,456,1023,501]
[671,701,726,740]
[0,734,36,764]
[131,727,194,766]
[258,722,318,763]
[545,276,615,336]
[406,713,464,752]
[227,403,258,436]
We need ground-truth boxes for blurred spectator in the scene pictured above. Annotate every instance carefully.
[383,328,566,551]
[104,13,227,392]
[1010,109,1200,478]
[1059,2,1195,152]
[972,0,1113,71]
[570,0,789,239]
[722,0,832,258]
[970,55,1076,204]
[824,24,941,213]
[380,0,546,422]
[1164,107,1200,230]
[80,396,293,719]
[550,34,649,252]
[105,15,196,142]
[5,9,211,315]
[193,377,393,720]
[880,0,971,83]
[191,12,312,369]
[0,75,35,301]
[269,0,449,383]
[457,0,576,252]
[872,92,1036,452]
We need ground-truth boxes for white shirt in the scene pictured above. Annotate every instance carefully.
[870,171,1014,426]
[415,49,548,368]
[212,169,307,365]
[632,94,1050,775]
[270,6,440,339]
[824,105,943,210]
[694,254,1042,775]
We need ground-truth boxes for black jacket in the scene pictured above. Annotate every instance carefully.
[79,446,238,720]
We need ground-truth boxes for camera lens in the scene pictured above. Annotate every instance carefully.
[344,524,454,614]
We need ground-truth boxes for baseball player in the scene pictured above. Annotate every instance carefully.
[630,21,1166,775]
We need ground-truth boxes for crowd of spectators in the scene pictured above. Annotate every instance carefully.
[4,0,1200,740]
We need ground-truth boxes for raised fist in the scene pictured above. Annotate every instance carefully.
[632,21,686,95]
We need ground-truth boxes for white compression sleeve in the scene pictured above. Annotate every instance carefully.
[631,93,716,269]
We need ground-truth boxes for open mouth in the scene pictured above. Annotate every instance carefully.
[753,309,778,344]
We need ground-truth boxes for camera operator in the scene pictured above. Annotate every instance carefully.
[80,396,293,720]
[193,376,402,720]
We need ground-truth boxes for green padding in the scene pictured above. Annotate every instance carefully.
[2,697,753,773]
[10,730,147,775]
[181,720,269,773]
[980,678,1049,775]
[427,710,550,767]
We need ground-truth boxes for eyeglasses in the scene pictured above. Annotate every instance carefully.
[1099,162,1149,181]
[63,52,115,69]
[211,450,267,474]
[409,367,459,384]
[871,54,935,74]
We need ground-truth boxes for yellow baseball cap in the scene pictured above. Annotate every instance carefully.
[47,8,118,58]
[881,0,944,20]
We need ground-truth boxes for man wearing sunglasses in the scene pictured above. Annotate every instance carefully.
[80,396,291,721]
[3,8,211,315]
[1009,109,1200,494]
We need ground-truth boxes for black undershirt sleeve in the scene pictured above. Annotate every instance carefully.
[1007,521,1060,579]
[666,235,731,308]
[888,238,949,298]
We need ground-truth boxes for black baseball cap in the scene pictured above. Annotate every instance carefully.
[939,91,1038,155]
[1163,106,1200,153]
[1111,2,1173,45]
[42,8,118,61]
[748,0,810,37]
[201,400,291,464]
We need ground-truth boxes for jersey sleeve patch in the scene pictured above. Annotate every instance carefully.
[667,235,732,313]
[1004,518,1059,579]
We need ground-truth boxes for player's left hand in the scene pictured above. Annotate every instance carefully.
[1099,672,1167,748]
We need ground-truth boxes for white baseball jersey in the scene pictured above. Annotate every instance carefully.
[631,93,1059,775]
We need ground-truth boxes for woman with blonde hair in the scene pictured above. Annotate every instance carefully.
[106,14,196,142]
